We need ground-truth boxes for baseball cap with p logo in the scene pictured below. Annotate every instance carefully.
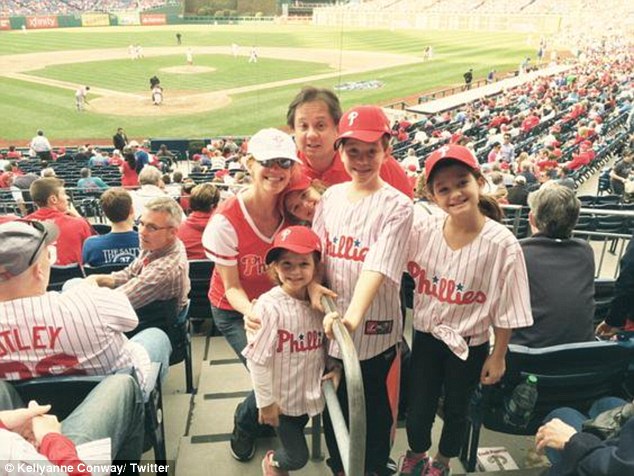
[334,105,393,149]
[265,226,322,264]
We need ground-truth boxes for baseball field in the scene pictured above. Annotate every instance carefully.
[0,23,534,144]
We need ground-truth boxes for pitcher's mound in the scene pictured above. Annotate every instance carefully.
[160,65,216,74]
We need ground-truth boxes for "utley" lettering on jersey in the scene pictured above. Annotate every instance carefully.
[325,232,369,262]
[276,329,324,353]
[407,262,487,305]
[0,326,63,357]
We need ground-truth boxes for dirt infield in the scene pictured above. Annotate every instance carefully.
[0,46,420,117]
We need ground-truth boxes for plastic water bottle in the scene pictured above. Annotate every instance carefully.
[504,375,538,428]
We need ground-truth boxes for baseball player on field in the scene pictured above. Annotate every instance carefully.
[315,105,414,475]
[244,226,340,475]
[399,145,533,476]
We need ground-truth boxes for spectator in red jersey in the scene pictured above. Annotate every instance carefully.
[25,178,94,265]
[5,146,21,160]
[177,183,220,259]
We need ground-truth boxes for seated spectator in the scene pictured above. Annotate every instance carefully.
[506,175,528,207]
[511,185,595,347]
[0,163,13,188]
[130,166,175,221]
[536,396,633,476]
[40,167,56,178]
[177,183,220,259]
[25,177,94,265]
[162,174,180,199]
[554,166,576,190]
[155,144,176,169]
[120,151,139,189]
[5,145,21,160]
[109,149,124,167]
[86,197,190,314]
[0,374,144,474]
[82,188,140,267]
[55,147,73,162]
[401,148,420,172]
[0,220,171,394]
[609,152,633,197]
[88,148,109,167]
[77,167,108,193]
[596,233,634,337]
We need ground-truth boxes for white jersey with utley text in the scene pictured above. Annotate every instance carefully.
[243,287,326,417]
[312,182,413,361]
[406,209,533,359]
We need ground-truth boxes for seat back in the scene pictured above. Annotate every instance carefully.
[83,263,129,275]
[481,341,632,434]
[47,264,85,292]
[187,259,214,319]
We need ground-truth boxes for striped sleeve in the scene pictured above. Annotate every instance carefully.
[493,241,533,329]
[202,213,239,266]
[363,195,414,284]
[242,297,279,365]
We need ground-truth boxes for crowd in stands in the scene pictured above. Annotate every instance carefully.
[1,0,174,15]
[1,39,634,475]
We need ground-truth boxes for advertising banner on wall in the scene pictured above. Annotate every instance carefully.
[81,13,110,27]
[26,16,59,29]
[116,11,140,26]
[0,18,11,30]
[140,13,166,26]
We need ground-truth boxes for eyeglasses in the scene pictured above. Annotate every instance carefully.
[259,158,294,169]
[24,220,49,267]
[138,220,174,233]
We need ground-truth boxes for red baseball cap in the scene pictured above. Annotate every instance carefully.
[334,105,392,149]
[265,226,322,264]
[424,144,479,180]
[284,173,312,195]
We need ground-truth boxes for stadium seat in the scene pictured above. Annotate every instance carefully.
[460,341,632,472]
[12,363,167,475]
[47,264,85,292]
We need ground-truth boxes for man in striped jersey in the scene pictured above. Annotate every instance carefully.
[0,220,171,397]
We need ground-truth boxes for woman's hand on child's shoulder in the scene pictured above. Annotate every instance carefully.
[258,403,281,427]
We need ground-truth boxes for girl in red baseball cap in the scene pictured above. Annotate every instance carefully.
[243,226,340,475]
[400,144,533,476]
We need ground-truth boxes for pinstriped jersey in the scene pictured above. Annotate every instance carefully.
[243,287,326,417]
[312,182,413,360]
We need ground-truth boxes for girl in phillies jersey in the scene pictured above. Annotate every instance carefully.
[244,226,339,475]
[315,105,413,475]
[400,145,532,476]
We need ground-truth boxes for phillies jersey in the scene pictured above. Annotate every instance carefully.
[0,284,151,389]
[406,209,533,359]
[312,182,413,360]
[243,286,326,417]
[203,192,286,310]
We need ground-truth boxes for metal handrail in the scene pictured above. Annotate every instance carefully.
[321,295,366,476]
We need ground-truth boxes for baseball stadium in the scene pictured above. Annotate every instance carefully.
[0,1,634,475]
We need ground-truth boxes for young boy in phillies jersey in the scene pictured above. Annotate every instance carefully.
[315,105,414,475]
[400,145,533,476]
[244,226,340,475]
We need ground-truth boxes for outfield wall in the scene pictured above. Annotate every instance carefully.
[313,8,562,34]
[0,12,278,30]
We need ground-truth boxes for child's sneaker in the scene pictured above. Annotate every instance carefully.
[261,450,289,476]
[423,459,450,476]
[398,450,429,476]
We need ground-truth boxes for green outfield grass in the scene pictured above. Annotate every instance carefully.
[0,24,534,142]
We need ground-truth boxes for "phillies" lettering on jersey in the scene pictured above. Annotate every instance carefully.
[240,254,266,277]
[325,232,369,262]
[276,329,324,353]
[407,261,487,305]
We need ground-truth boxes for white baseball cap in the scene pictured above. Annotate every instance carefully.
[247,128,301,163]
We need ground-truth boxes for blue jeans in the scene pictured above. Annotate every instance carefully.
[544,396,627,475]
[210,305,247,366]
[0,374,145,462]
[130,327,172,394]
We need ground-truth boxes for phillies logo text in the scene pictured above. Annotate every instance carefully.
[407,262,487,305]
[240,254,266,277]
[276,330,323,353]
[325,232,368,262]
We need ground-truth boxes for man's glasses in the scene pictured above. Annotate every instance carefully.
[138,220,174,233]
[259,158,294,169]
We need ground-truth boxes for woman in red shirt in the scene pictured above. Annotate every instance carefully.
[120,152,139,189]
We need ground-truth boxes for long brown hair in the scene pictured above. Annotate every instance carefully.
[426,160,503,223]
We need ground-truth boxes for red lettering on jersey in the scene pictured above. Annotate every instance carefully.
[36,353,86,376]
[276,329,324,353]
[407,262,487,305]
[325,232,368,262]
[0,327,64,357]
[240,254,266,277]
[0,361,31,380]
